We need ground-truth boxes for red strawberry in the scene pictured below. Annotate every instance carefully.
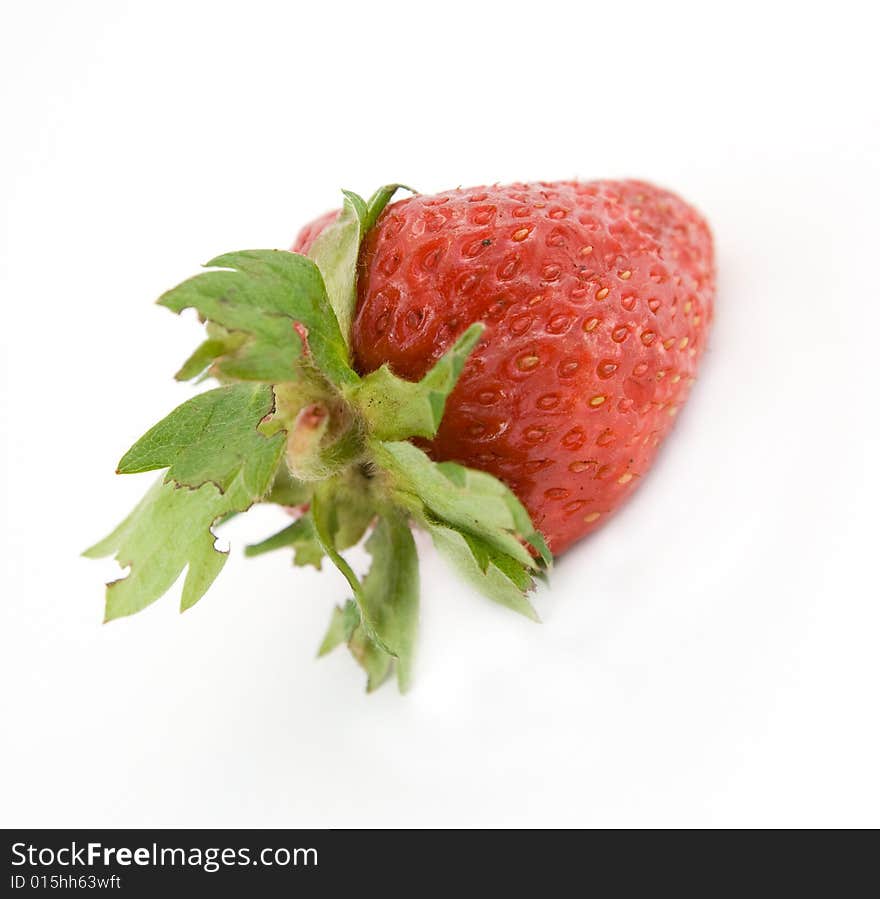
[91,177,714,693]
[294,180,714,553]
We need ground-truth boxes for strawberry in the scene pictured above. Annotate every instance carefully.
[87,180,713,693]
[294,181,714,553]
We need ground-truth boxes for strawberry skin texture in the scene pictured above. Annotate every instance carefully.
[293,181,714,554]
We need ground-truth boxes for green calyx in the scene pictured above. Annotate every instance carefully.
[85,183,552,693]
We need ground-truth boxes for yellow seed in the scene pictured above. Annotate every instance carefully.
[679,337,689,349]
[619,270,632,280]
[580,245,593,256]
[528,293,544,306]
[669,406,679,416]
[513,227,530,241]
[517,354,539,370]
[583,317,600,332]
[617,472,633,484]
[656,370,666,380]
[596,287,610,300]
[584,511,601,523]
[663,337,676,349]
[684,300,693,313]
[693,315,701,325]
[671,374,681,383]
[589,395,606,407]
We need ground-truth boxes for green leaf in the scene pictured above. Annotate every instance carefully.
[359,511,420,692]
[374,440,539,569]
[369,440,549,624]
[244,513,325,568]
[263,463,312,507]
[308,184,410,347]
[340,189,368,223]
[363,183,413,233]
[326,465,377,551]
[117,383,285,496]
[310,484,389,653]
[309,483,419,686]
[175,338,228,382]
[425,522,540,622]
[435,461,552,568]
[158,249,357,386]
[87,382,285,620]
[307,193,363,348]
[317,599,396,693]
[174,324,248,382]
[317,600,359,656]
[348,625,394,692]
[84,475,257,620]
[348,323,484,440]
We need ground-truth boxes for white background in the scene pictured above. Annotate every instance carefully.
[2,0,878,828]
